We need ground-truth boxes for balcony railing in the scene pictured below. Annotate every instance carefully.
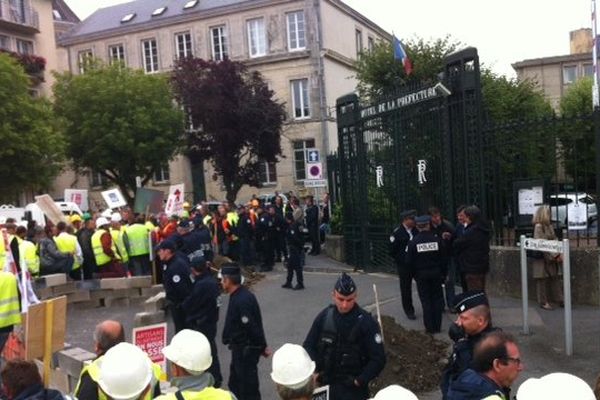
[0,0,39,31]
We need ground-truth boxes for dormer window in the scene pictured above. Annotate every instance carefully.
[121,13,136,23]
[152,7,167,16]
[183,0,198,9]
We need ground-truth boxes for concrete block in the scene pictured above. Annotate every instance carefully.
[36,274,67,288]
[56,347,96,378]
[49,367,70,393]
[141,285,163,297]
[35,287,54,300]
[128,276,152,288]
[102,297,130,308]
[130,297,145,306]
[76,279,101,291]
[100,278,130,290]
[66,290,91,304]
[134,311,165,327]
[144,292,166,313]
[128,288,143,298]
[68,375,79,393]
[90,290,112,301]
[109,288,131,298]
[72,299,102,309]
[52,282,78,296]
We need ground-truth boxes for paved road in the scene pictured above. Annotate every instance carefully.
[66,253,600,399]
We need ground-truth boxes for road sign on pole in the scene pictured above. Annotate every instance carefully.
[305,163,323,180]
[304,179,327,188]
[306,148,320,163]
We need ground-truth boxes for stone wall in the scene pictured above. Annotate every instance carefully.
[325,234,345,262]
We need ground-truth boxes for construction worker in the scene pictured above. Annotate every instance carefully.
[369,385,419,400]
[97,342,162,400]
[0,270,21,355]
[156,330,235,399]
[126,215,151,276]
[54,221,83,280]
[270,343,315,400]
[91,217,125,278]
[110,213,130,273]
[15,226,39,277]
[70,214,83,234]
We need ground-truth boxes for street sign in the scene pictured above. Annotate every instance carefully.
[306,148,320,163]
[101,188,127,209]
[304,179,327,188]
[133,323,168,370]
[305,162,323,180]
[522,238,563,254]
[164,183,185,216]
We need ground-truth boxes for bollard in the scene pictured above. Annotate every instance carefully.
[520,235,529,335]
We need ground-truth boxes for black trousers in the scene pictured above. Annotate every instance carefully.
[416,277,444,333]
[285,246,303,285]
[261,239,274,268]
[229,347,261,400]
[309,227,320,254]
[396,264,415,316]
[170,305,186,333]
[329,380,369,400]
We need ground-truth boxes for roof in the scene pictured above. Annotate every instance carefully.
[52,0,80,23]
[67,0,248,38]
[512,52,594,70]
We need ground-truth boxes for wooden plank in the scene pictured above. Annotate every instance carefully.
[25,296,67,360]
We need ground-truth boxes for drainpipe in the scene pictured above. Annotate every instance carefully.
[313,0,329,163]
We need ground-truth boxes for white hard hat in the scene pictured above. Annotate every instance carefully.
[369,385,419,400]
[517,373,594,400]
[111,212,122,222]
[98,343,152,400]
[270,343,315,389]
[162,329,212,373]
[96,217,109,227]
[101,209,113,218]
[0,216,6,224]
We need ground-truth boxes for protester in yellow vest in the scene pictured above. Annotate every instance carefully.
[0,271,21,355]
[91,218,126,278]
[126,216,151,276]
[156,330,235,400]
[0,229,6,271]
[54,221,83,280]
[15,226,39,277]
[110,213,130,264]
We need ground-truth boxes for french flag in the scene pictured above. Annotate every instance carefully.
[393,35,413,76]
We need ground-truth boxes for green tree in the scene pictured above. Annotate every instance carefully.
[0,53,64,201]
[53,63,184,205]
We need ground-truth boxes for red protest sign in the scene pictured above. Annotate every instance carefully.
[133,323,167,369]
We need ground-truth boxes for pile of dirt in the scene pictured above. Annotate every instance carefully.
[242,268,265,288]
[369,315,450,395]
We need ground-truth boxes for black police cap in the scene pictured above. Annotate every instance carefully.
[155,240,176,252]
[400,209,417,220]
[334,272,356,296]
[415,215,431,224]
[189,254,207,270]
[220,263,241,277]
[452,290,489,313]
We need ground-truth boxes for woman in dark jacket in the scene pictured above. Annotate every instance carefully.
[452,205,491,291]
[35,226,73,276]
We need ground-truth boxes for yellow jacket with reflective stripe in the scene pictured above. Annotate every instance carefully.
[75,356,164,400]
[0,271,21,328]
[0,235,6,271]
[53,233,81,270]
[110,228,129,263]
[126,224,150,257]
[226,212,239,227]
[91,229,118,267]
[155,387,233,400]
[19,239,39,276]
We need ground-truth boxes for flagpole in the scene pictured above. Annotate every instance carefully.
[593,0,599,108]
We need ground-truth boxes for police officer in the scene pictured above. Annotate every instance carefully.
[157,241,192,333]
[389,210,418,320]
[257,206,275,272]
[182,255,222,387]
[237,205,255,268]
[441,291,497,399]
[406,215,446,334]
[282,213,304,290]
[303,273,386,400]
[221,263,270,400]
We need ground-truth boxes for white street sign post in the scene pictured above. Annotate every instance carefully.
[520,235,572,355]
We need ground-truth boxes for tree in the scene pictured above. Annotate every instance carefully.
[171,58,286,203]
[0,53,64,201]
[53,63,184,205]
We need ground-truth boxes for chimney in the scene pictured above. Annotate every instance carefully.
[570,28,593,54]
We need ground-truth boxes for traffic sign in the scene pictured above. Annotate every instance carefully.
[306,148,320,163]
[305,162,323,180]
[304,179,327,188]
[522,238,563,253]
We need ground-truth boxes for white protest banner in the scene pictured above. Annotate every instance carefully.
[101,188,127,209]
[35,194,66,225]
[164,184,185,216]
[64,189,89,211]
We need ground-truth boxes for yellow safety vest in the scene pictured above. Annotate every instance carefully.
[202,215,212,226]
[110,228,129,263]
[0,234,6,271]
[19,239,39,276]
[91,230,119,267]
[0,272,21,328]
[155,387,233,400]
[226,212,239,227]
[75,357,164,400]
[145,221,156,231]
[53,233,81,270]
[126,224,150,257]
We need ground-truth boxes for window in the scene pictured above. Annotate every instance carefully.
[368,36,375,52]
[108,44,125,64]
[121,13,136,23]
[355,29,363,58]
[152,6,167,16]
[183,0,198,9]
[260,161,277,184]
[52,9,62,20]
[9,0,25,23]
[0,35,9,51]
[563,65,577,84]
[293,139,315,180]
[584,64,594,78]
[90,171,107,187]
[77,49,93,74]
[287,11,306,51]
[175,32,193,58]
[16,39,33,54]
[154,165,170,182]
[142,38,159,73]
[247,18,266,57]
[211,26,228,61]
[291,79,310,119]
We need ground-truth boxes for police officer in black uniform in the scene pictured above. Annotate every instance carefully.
[182,255,222,387]
[257,206,275,272]
[303,273,386,400]
[157,241,192,333]
[238,205,255,268]
[221,263,270,400]
[406,215,447,334]
[440,291,497,399]
[281,213,304,290]
[389,209,418,319]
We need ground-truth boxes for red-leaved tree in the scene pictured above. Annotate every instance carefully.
[171,58,286,203]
